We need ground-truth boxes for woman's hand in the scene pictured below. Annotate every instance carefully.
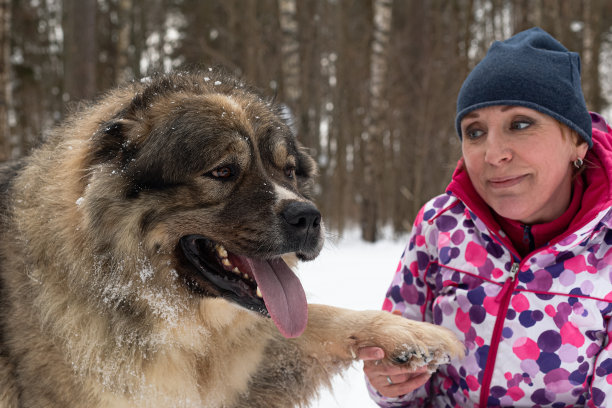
[359,346,431,398]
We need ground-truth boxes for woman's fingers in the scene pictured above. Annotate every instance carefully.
[363,358,425,377]
[377,369,431,398]
[361,353,431,398]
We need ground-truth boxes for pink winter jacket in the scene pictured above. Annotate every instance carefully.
[368,113,612,407]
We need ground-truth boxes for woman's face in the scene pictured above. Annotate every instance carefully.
[461,106,588,224]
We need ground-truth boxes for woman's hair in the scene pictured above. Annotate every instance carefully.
[555,121,588,178]
[557,121,585,147]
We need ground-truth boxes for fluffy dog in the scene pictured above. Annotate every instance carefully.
[0,69,463,408]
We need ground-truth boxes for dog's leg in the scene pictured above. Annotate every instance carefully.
[0,355,19,408]
[236,304,464,408]
[300,304,464,369]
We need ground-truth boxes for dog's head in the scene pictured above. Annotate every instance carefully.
[85,70,323,338]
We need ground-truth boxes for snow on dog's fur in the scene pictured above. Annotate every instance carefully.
[0,69,463,407]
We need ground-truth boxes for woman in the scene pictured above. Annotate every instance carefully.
[361,27,612,407]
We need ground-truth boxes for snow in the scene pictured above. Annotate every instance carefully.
[296,231,408,408]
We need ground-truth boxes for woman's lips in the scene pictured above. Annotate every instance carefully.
[488,174,528,188]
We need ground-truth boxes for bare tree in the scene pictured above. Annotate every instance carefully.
[295,0,323,154]
[582,0,606,112]
[63,0,97,101]
[361,0,392,242]
[116,0,134,84]
[0,0,11,160]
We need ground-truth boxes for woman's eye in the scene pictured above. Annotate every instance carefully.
[464,128,484,140]
[511,120,533,130]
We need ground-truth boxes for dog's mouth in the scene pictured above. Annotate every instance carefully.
[178,234,308,338]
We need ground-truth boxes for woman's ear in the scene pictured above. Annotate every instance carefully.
[576,141,588,161]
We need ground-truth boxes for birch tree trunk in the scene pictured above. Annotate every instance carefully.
[582,0,605,112]
[278,0,300,109]
[361,0,392,242]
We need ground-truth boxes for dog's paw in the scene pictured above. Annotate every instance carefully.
[372,313,465,372]
[388,341,452,372]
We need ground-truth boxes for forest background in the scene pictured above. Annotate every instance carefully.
[1,0,611,242]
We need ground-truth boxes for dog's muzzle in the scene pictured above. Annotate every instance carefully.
[281,201,322,260]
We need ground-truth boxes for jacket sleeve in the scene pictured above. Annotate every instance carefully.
[586,113,612,407]
[366,206,437,407]
[586,319,612,407]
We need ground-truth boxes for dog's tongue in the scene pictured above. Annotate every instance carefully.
[243,257,308,338]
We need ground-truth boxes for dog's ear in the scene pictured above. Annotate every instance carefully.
[295,145,318,199]
[89,119,138,166]
[273,103,319,199]
[274,103,319,197]
[276,103,298,137]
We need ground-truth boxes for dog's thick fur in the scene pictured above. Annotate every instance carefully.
[0,70,463,408]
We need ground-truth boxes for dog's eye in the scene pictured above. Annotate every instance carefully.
[213,167,232,178]
[207,165,237,181]
[284,165,296,179]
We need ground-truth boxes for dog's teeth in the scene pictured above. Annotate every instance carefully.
[215,245,228,258]
[222,258,232,267]
[243,273,250,280]
[256,287,263,298]
[232,267,240,275]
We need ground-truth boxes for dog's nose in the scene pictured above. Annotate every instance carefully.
[282,202,321,232]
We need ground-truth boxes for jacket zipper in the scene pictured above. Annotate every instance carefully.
[479,261,520,407]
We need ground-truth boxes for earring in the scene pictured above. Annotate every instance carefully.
[573,158,584,169]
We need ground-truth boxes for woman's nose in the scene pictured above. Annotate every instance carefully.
[484,129,512,165]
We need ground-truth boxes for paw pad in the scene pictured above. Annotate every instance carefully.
[391,345,451,372]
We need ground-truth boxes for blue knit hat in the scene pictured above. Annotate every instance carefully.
[455,27,592,148]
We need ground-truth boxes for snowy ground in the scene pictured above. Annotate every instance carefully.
[295,231,408,408]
